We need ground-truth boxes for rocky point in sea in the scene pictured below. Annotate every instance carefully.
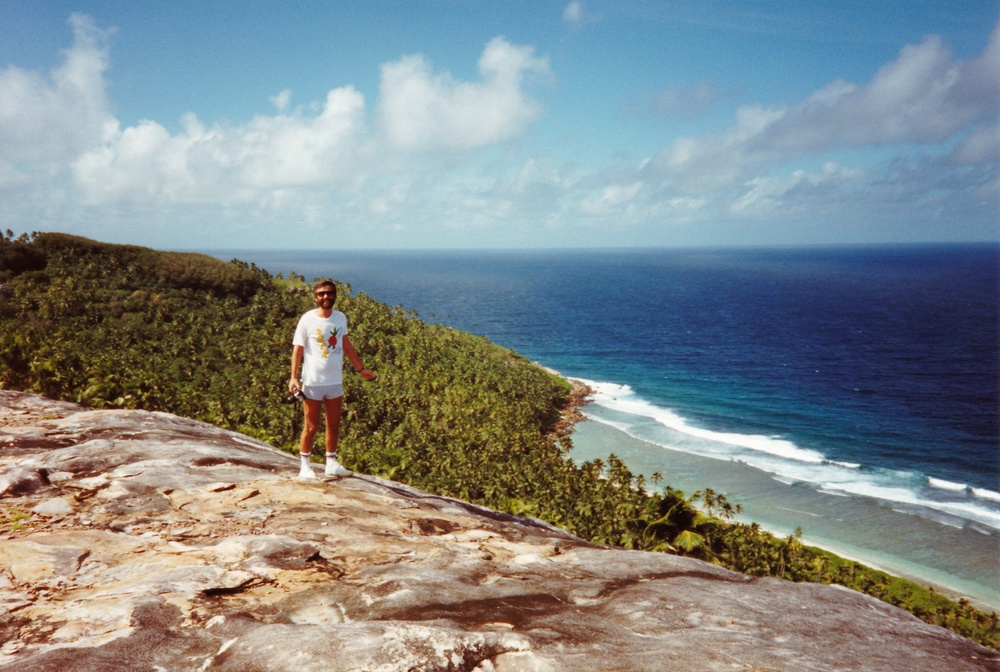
[0,390,995,671]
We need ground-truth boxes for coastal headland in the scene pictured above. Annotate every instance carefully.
[1,390,996,671]
[1,232,997,653]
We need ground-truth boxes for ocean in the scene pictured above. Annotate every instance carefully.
[212,244,1000,609]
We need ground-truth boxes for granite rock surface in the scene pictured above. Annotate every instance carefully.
[0,390,995,671]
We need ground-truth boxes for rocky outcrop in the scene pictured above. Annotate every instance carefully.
[0,391,995,671]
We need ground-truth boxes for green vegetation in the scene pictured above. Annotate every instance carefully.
[1,230,996,649]
[1,505,31,533]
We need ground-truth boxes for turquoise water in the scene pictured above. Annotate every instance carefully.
[571,415,998,608]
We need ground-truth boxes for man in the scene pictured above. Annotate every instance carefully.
[289,279,375,479]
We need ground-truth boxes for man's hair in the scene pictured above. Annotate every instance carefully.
[313,279,336,301]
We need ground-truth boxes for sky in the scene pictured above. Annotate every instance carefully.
[0,1,998,250]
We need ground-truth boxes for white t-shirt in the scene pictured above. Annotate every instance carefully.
[292,309,349,386]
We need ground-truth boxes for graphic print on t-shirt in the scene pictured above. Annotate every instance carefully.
[313,326,342,359]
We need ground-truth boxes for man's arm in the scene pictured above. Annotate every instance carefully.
[289,344,304,392]
[342,335,375,380]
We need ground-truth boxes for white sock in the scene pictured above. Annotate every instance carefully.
[326,452,337,464]
[300,453,311,468]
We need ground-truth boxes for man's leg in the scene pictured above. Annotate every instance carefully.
[298,398,322,479]
[323,396,350,476]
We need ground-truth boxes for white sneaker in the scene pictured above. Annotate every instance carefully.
[298,465,317,480]
[325,459,351,477]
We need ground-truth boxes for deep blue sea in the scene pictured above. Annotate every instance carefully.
[213,244,1000,607]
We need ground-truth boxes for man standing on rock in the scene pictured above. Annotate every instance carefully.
[289,279,375,479]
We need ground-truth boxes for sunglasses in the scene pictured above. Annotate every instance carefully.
[315,291,334,297]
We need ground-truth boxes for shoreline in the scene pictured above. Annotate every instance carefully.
[558,377,998,612]
[550,375,591,438]
[787,527,997,612]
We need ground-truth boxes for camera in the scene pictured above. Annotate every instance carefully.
[282,388,306,404]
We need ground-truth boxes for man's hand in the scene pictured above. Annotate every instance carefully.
[358,368,375,381]
[288,377,301,393]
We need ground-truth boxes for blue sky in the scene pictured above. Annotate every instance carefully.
[1,1,997,250]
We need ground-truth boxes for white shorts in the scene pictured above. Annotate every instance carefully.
[301,384,343,400]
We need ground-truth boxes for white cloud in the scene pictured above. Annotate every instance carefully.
[729,163,864,217]
[0,12,995,248]
[750,26,1000,152]
[73,87,368,206]
[0,16,563,247]
[73,34,551,208]
[538,25,998,244]
[580,182,642,216]
[645,105,785,195]
[950,123,1000,165]
[270,89,292,113]
[646,25,1000,206]
[563,2,600,30]
[378,37,550,151]
[0,14,114,167]
[563,2,583,25]
[2,16,549,219]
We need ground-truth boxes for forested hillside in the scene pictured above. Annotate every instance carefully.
[1,231,995,647]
